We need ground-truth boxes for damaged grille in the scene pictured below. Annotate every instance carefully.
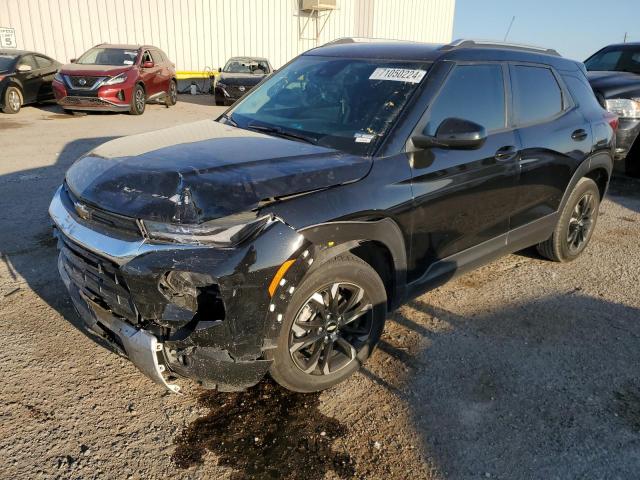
[58,234,138,322]
[61,185,142,239]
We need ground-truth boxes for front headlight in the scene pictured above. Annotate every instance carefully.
[605,98,640,118]
[103,73,128,86]
[53,72,64,83]
[141,212,273,246]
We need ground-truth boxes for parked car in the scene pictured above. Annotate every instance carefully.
[585,43,640,175]
[214,56,272,106]
[52,43,177,115]
[0,49,60,114]
[49,39,615,394]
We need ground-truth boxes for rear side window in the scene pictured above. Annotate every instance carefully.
[562,74,604,116]
[424,64,506,135]
[511,65,563,125]
[35,55,53,68]
[20,54,38,70]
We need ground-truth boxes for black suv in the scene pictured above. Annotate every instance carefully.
[49,39,615,393]
[585,43,640,175]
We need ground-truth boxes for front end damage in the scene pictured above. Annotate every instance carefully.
[49,185,310,393]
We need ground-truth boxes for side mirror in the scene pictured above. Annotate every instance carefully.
[70,58,76,63]
[142,61,154,69]
[412,118,487,150]
[17,64,32,72]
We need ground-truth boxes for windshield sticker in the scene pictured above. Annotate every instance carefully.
[125,51,138,56]
[369,68,426,84]
[354,132,375,143]
[123,60,134,65]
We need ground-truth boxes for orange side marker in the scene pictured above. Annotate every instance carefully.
[268,259,296,297]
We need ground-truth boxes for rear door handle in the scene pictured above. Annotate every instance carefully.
[495,145,518,162]
[571,129,588,141]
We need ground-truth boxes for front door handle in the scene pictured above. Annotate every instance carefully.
[571,129,588,141]
[495,145,518,162]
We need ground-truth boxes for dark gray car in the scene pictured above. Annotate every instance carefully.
[214,56,272,106]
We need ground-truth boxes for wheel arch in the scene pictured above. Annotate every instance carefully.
[559,152,612,212]
[298,217,408,309]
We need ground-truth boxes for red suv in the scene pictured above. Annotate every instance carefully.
[53,44,177,115]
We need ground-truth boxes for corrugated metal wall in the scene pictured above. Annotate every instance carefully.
[0,0,455,72]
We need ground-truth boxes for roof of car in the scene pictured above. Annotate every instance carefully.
[227,56,269,62]
[306,38,581,72]
[95,44,145,50]
[0,49,32,56]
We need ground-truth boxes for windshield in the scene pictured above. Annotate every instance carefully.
[224,59,269,74]
[76,48,139,66]
[585,46,640,74]
[225,55,430,155]
[0,54,17,71]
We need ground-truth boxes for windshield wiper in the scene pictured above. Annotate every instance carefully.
[246,122,318,145]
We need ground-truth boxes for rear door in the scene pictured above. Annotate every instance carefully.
[16,54,41,103]
[151,49,170,94]
[140,50,161,97]
[408,62,520,286]
[509,64,592,230]
[34,55,58,100]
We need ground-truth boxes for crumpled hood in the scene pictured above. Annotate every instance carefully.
[587,71,640,98]
[65,120,371,223]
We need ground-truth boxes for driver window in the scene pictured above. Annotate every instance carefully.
[424,64,505,136]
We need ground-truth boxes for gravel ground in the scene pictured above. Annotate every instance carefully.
[1,99,639,480]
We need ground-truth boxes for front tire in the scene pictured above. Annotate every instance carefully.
[214,95,225,106]
[129,84,146,115]
[267,254,387,393]
[537,177,600,262]
[2,86,22,114]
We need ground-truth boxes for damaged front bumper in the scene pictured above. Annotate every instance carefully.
[49,186,305,392]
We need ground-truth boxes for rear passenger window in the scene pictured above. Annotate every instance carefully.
[563,74,604,115]
[511,65,563,125]
[35,55,53,68]
[424,64,505,135]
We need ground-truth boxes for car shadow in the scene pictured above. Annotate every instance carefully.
[366,294,640,479]
[0,136,119,329]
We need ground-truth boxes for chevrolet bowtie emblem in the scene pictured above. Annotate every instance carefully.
[74,202,91,220]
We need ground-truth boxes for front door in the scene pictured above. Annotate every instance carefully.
[408,62,520,288]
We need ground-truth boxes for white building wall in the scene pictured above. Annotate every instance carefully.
[0,0,455,72]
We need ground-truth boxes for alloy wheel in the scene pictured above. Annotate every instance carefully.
[170,82,177,103]
[8,90,20,111]
[135,88,145,111]
[289,282,373,376]
[567,192,595,254]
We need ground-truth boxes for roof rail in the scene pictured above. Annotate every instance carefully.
[324,37,414,46]
[443,39,561,57]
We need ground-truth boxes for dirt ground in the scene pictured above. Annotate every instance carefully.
[1,98,640,480]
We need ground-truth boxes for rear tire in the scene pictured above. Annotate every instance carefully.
[537,177,600,262]
[2,86,22,114]
[267,254,387,393]
[165,80,177,107]
[129,84,146,115]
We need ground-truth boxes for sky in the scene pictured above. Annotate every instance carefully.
[453,0,640,61]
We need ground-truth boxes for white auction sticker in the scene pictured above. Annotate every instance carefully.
[354,132,375,143]
[369,68,426,84]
